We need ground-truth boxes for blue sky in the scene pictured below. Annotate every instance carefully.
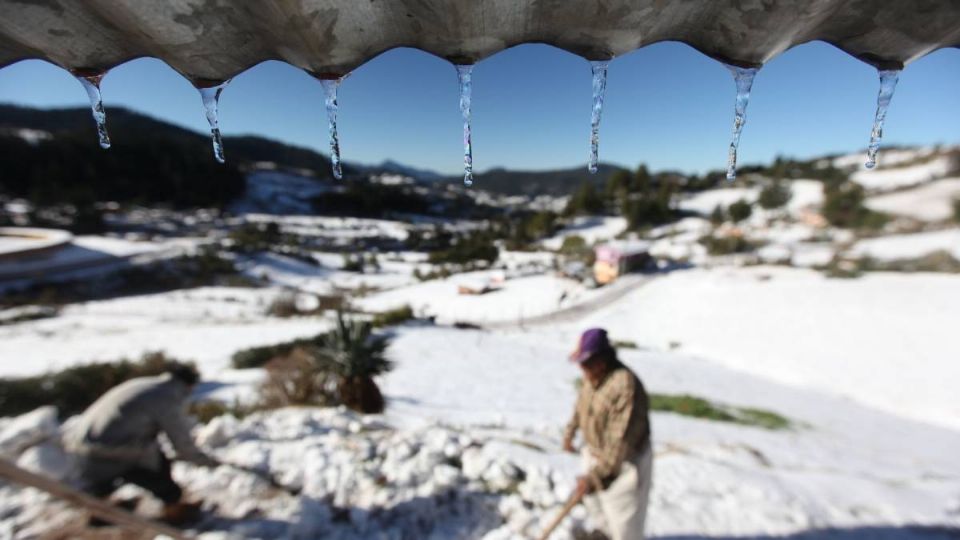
[0,41,958,176]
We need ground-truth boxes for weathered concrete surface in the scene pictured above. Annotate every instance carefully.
[0,1,957,80]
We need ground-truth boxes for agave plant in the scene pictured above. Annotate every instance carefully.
[315,311,393,413]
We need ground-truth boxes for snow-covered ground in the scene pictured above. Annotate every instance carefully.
[240,252,420,295]
[0,287,327,377]
[783,180,825,215]
[851,156,956,192]
[382,326,960,533]
[827,147,940,171]
[850,229,960,261]
[355,271,600,325]
[865,178,960,221]
[541,216,627,250]
[581,265,960,431]
[229,170,332,215]
[0,234,200,283]
[3,145,960,538]
[2,321,958,539]
[678,187,759,216]
[0,228,72,256]
[245,214,412,244]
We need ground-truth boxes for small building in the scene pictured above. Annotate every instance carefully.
[456,272,504,295]
[593,241,652,285]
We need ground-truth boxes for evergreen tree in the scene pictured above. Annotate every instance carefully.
[758,180,792,209]
[728,199,753,223]
[709,204,726,225]
[565,182,605,216]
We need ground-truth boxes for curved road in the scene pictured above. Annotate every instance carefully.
[486,273,652,330]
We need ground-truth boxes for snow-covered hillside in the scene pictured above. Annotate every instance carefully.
[866,178,960,221]
[851,229,960,261]
[3,144,960,539]
[581,266,960,431]
[3,320,959,539]
[0,287,326,377]
[355,271,611,325]
[826,146,958,193]
[229,171,332,215]
[541,216,627,250]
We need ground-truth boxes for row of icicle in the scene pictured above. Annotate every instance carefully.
[73,61,901,185]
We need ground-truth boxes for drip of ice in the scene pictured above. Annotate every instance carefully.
[319,77,344,180]
[588,60,610,174]
[456,64,474,187]
[725,65,759,181]
[865,69,901,169]
[75,74,110,149]
[198,81,230,163]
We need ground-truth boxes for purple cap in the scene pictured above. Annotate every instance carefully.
[569,328,612,363]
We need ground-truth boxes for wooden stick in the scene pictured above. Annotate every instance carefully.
[537,489,584,540]
[0,458,190,540]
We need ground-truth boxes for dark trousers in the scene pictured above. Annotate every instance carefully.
[84,453,183,504]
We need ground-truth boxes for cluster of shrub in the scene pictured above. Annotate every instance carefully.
[0,352,183,418]
[0,309,409,424]
[235,311,399,414]
[573,377,791,431]
[824,251,960,279]
[648,393,792,431]
[564,166,682,230]
[232,306,413,369]
[425,230,499,266]
[309,179,499,222]
[821,181,888,230]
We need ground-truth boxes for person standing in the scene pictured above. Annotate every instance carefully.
[562,328,653,540]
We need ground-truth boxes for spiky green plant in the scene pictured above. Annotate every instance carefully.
[315,311,392,413]
[317,311,392,378]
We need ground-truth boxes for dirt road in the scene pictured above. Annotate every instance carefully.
[486,273,651,330]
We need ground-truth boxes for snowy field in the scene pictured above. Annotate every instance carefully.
[0,235,196,283]
[240,252,421,295]
[541,216,627,250]
[850,156,956,192]
[0,287,327,378]
[0,259,957,538]
[0,228,71,256]
[850,229,960,261]
[229,171,333,215]
[581,266,960,431]
[678,187,759,215]
[2,321,958,539]
[865,178,960,221]
[2,144,960,538]
[356,271,608,325]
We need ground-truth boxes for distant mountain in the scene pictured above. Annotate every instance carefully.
[0,105,245,208]
[0,104,623,204]
[0,105,339,179]
[357,159,445,182]
[447,163,627,197]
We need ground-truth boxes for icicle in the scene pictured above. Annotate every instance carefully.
[725,65,758,181]
[319,77,344,180]
[864,69,901,169]
[74,73,110,149]
[198,81,230,163]
[456,64,474,187]
[588,60,610,174]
